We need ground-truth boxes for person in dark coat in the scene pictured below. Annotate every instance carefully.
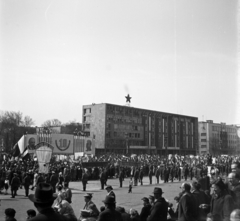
[98,196,123,221]
[183,165,189,181]
[155,167,160,184]
[50,172,58,193]
[119,169,124,188]
[100,169,106,190]
[27,182,66,221]
[139,168,144,185]
[169,166,175,183]
[23,172,31,197]
[178,182,198,221]
[163,166,169,183]
[116,207,131,221]
[36,173,45,186]
[82,170,88,191]
[198,172,210,191]
[134,169,139,186]
[147,187,168,221]
[140,197,151,221]
[148,169,153,185]
[11,173,20,198]
[228,172,240,209]
[105,185,116,201]
[207,179,235,221]
[191,181,208,221]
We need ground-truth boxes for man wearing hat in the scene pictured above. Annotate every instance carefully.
[147,187,168,221]
[105,185,116,201]
[28,182,66,221]
[98,196,122,221]
[140,197,151,221]
[79,193,100,220]
[10,173,20,198]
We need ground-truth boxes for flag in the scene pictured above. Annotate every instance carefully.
[12,136,26,157]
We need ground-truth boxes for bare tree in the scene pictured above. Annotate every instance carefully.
[51,119,61,126]
[41,120,52,127]
[41,119,62,127]
[23,116,35,127]
[0,111,23,126]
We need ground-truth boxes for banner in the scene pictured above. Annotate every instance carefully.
[24,134,38,155]
[51,134,74,154]
[84,138,95,155]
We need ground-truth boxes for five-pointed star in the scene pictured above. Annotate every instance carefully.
[125,94,131,103]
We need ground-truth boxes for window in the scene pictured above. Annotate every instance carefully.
[201,145,207,148]
[201,139,207,142]
[201,133,206,136]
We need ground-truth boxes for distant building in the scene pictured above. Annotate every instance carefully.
[36,123,83,135]
[198,120,240,155]
[82,103,198,155]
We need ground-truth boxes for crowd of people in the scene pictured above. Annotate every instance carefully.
[1,153,240,221]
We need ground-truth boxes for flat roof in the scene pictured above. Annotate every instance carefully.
[83,103,198,119]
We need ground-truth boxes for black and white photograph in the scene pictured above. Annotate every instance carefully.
[0,0,240,221]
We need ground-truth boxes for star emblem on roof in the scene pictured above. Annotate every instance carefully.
[125,94,131,103]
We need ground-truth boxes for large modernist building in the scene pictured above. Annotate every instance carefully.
[82,103,198,155]
[198,120,240,155]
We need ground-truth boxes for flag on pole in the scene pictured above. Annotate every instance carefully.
[12,136,26,157]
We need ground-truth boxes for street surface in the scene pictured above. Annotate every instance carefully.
[0,176,191,221]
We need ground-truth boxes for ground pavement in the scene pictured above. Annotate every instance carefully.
[0,176,192,221]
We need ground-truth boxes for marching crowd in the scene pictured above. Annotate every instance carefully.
[1,153,240,221]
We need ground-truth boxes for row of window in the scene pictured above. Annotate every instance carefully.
[113,124,143,131]
[106,131,141,139]
[212,126,236,133]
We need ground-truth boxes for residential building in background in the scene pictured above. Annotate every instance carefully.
[82,103,198,155]
[198,120,240,155]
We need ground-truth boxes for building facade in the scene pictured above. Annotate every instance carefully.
[82,103,198,155]
[198,120,240,155]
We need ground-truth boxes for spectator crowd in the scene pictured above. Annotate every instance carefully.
[1,153,240,221]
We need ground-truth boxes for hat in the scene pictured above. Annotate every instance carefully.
[212,179,226,191]
[141,197,149,202]
[84,193,93,198]
[28,183,57,204]
[105,185,113,190]
[102,196,115,204]
[153,187,164,194]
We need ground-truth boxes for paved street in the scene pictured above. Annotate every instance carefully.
[0,176,189,221]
